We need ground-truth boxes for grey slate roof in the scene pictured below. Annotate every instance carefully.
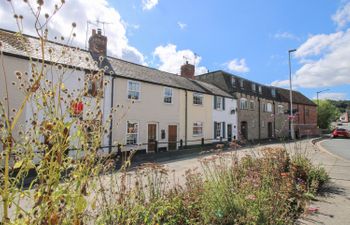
[191,80,232,98]
[197,70,316,106]
[107,57,207,94]
[0,28,233,97]
[275,88,317,106]
[0,29,98,71]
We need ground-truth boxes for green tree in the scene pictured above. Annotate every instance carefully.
[315,100,341,129]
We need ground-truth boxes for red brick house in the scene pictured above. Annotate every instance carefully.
[276,88,319,137]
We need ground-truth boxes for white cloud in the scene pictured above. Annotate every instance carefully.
[274,32,300,41]
[313,92,347,100]
[153,44,207,75]
[332,2,350,28]
[294,32,343,58]
[142,0,159,11]
[0,0,145,65]
[177,22,187,30]
[272,29,350,88]
[226,58,250,73]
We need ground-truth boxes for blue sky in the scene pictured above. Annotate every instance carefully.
[1,0,350,100]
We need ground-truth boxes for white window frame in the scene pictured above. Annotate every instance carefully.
[240,98,248,110]
[127,80,141,100]
[193,122,203,136]
[215,96,222,110]
[251,83,256,92]
[126,121,139,145]
[267,103,273,112]
[215,122,222,139]
[250,100,255,110]
[258,86,262,94]
[193,92,203,105]
[278,105,284,114]
[163,87,173,104]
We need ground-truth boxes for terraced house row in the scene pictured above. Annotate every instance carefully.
[0,28,318,155]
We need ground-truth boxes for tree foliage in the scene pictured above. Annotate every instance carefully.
[315,100,341,129]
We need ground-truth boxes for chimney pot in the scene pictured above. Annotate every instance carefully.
[180,62,195,79]
[89,29,107,56]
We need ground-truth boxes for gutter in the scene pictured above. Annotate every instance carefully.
[108,76,116,153]
[185,90,188,146]
[258,98,261,140]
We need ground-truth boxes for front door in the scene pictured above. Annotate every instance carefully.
[240,121,248,140]
[168,125,177,151]
[227,124,232,142]
[148,124,157,152]
[268,122,273,138]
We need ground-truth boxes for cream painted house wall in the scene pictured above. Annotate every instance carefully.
[0,54,110,167]
[111,78,181,152]
[179,90,213,146]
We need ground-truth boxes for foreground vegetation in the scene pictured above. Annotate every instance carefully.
[90,147,328,225]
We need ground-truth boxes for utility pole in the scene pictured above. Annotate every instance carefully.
[288,49,297,140]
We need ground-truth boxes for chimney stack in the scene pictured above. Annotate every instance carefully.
[180,61,195,79]
[88,28,107,56]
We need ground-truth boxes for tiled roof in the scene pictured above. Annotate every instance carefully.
[0,29,98,71]
[107,57,208,93]
[191,80,232,98]
[197,70,316,106]
[0,29,234,96]
[275,88,317,106]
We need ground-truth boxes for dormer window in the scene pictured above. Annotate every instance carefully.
[240,79,244,88]
[231,77,236,86]
[258,86,262,94]
[271,88,276,98]
[251,83,256,92]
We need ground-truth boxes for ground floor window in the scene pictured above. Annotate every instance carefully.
[214,122,225,139]
[126,121,138,145]
[193,122,203,136]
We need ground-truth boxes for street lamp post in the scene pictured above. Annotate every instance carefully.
[316,89,330,106]
[288,49,297,140]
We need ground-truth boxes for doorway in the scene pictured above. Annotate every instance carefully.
[268,122,273,138]
[148,124,157,152]
[227,124,232,142]
[168,125,177,151]
[240,121,248,140]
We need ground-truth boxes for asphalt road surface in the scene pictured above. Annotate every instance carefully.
[320,138,350,160]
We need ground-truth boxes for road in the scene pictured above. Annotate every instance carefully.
[320,138,350,160]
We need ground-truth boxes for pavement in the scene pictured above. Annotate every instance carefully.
[299,138,350,225]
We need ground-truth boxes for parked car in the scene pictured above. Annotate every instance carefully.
[331,128,350,138]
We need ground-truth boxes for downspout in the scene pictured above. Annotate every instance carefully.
[273,101,276,138]
[258,98,261,140]
[185,90,188,146]
[109,76,116,153]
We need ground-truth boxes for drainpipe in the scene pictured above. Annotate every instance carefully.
[109,76,116,153]
[258,98,261,140]
[273,101,276,138]
[185,90,188,146]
